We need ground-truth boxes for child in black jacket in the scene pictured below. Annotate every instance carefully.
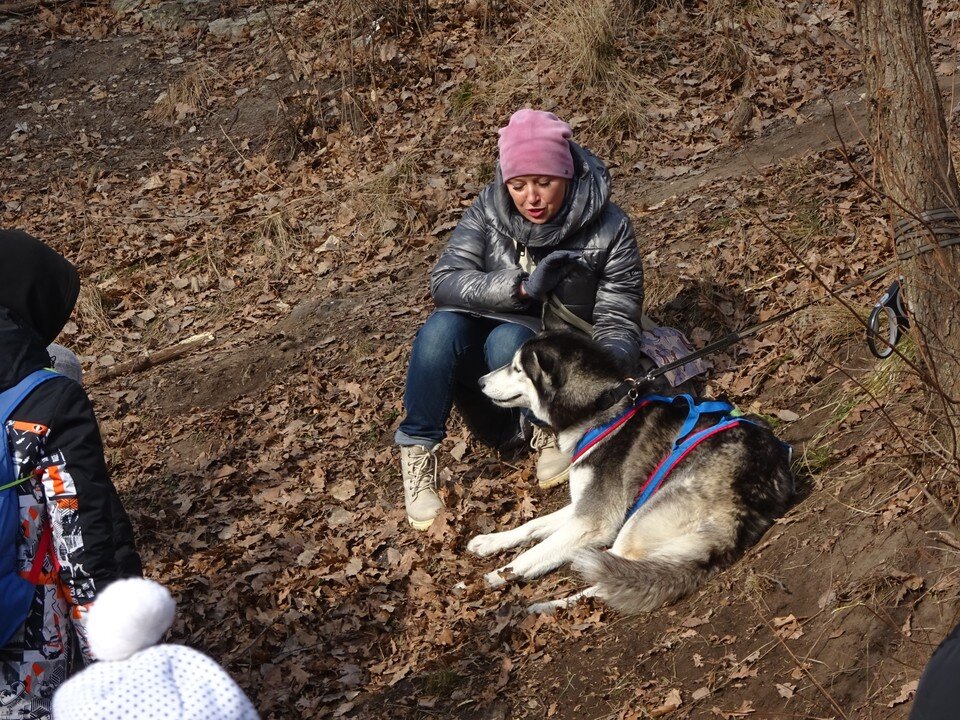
[0,230,141,718]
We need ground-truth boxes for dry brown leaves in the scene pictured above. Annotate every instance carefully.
[3,1,960,718]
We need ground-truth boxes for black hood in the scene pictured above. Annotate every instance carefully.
[0,229,80,345]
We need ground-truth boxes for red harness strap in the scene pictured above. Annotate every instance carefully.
[24,521,54,585]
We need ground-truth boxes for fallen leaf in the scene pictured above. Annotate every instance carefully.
[712,700,755,718]
[772,614,804,640]
[775,682,796,698]
[495,656,513,690]
[902,613,912,638]
[650,688,682,717]
[330,480,356,502]
[450,440,468,462]
[887,680,918,707]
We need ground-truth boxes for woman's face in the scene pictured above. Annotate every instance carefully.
[506,176,569,224]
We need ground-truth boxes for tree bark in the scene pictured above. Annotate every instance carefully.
[854,0,960,428]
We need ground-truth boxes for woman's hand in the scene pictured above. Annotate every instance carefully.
[521,250,582,301]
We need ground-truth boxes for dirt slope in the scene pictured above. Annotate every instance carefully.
[2,2,960,719]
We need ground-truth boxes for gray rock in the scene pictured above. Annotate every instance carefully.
[327,507,354,528]
[207,10,268,39]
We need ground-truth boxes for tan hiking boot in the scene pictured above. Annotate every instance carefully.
[401,445,443,530]
[530,425,570,489]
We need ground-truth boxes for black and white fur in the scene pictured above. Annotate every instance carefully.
[468,331,794,614]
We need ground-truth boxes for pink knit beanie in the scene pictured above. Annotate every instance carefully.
[497,109,574,182]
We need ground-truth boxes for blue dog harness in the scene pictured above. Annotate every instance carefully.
[572,394,790,522]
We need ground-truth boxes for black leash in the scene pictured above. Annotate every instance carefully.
[644,218,960,383]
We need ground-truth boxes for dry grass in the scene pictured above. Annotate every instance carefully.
[75,285,113,336]
[795,303,865,352]
[149,64,219,126]
[642,267,686,315]
[256,210,304,277]
[350,150,423,238]
[537,0,661,131]
[861,335,917,398]
[535,0,620,85]
[475,0,787,136]
[796,436,837,489]
[476,0,663,134]
[695,0,787,92]
[825,336,917,428]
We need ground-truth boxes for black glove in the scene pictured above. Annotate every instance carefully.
[522,250,582,301]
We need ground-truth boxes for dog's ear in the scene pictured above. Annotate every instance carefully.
[528,346,562,394]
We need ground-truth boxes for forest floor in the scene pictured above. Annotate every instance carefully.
[2,1,960,718]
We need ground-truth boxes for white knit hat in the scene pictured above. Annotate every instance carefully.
[52,578,260,720]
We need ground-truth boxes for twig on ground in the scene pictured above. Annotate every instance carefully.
[87,332,215,384]
[753,601,850,720]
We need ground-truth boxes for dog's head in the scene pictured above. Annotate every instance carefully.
[479,331,639,430]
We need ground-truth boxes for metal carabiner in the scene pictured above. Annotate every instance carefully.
[867,278,909,359]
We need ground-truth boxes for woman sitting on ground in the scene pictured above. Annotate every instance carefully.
[395,109,645,530]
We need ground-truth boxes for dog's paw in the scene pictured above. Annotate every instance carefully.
[526,600,559,615]
[467,533,505,558]
[484,569,508,587]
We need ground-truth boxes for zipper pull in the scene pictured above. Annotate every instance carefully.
[515,240,527,265]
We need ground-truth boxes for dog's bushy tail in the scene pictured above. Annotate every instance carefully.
[572,549,711,614]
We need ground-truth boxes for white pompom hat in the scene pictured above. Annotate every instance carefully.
[52,578,260,720]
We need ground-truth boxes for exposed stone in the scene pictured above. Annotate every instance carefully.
[111,0,283,40]
[207,11,268,40]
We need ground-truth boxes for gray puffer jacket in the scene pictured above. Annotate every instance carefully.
[430,142,644,366]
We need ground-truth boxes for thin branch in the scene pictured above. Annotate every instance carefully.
[753,602,850,720]
[87,332,215,384]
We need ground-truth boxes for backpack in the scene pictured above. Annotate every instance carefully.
[0,369,59,647]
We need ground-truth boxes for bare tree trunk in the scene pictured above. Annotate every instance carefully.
[853,0,960,436]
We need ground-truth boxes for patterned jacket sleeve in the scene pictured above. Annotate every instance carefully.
[591,213,645,369]
[429,200,528,312]
[39,380,141,659]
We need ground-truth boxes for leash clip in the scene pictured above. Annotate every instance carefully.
[867,278,909,359]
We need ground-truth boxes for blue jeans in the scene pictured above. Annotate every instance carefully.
[395,310,536,450]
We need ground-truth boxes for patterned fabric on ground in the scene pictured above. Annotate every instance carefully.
[638,326,712,387]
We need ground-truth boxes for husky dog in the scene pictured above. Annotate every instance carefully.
[468,331,794,614]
